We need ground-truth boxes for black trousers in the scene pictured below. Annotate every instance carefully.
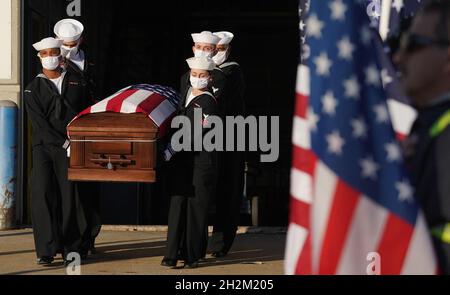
[31,145,81,258]
[432,235,450,274]
[75,182,101,253]
[210,152,245,254]
[165,170,216,263]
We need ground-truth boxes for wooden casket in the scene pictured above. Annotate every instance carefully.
[67,84,179,183]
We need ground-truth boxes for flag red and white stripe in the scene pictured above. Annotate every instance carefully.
[387,98,416,140]
[285,65,438,275]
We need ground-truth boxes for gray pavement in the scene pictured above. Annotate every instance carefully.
[0,228,286,275]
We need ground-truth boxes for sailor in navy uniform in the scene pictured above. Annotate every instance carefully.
[24,37,90,265]
[54,19,96,100]
[54,19,101,256]
[180,31,227,103]
[209,31,246,258]
[178,31,227,258]
[162,57,219,268]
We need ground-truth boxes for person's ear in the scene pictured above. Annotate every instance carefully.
[78,37,84,46]
[192,46,196,54]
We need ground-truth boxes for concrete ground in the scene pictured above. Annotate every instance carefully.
[0,228,286,275]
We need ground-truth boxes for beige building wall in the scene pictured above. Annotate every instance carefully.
[0,0,21,107]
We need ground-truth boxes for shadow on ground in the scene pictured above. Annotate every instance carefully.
[1,232,285,274]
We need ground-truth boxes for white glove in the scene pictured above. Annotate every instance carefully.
[163,144,176,162]
[63,139,71,158]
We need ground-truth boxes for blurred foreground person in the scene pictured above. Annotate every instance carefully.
[395,0,450,274]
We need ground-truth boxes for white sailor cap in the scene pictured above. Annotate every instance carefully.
[186,57,216,71]
[33,37,64,51]
[54,18,84,42]
[214,31,234,45]
[191,31,221,45]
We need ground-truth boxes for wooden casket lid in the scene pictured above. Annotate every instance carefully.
[68,112,158,134]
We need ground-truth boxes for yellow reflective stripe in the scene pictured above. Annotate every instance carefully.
[432,223,450,244]
[444,224,450,244]
[429,109,450,138]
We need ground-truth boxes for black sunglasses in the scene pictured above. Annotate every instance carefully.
[399,33,450,53]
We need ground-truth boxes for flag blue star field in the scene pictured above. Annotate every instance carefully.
[386,0,424,40]
[363,0,423,37]
[285,0,437,275]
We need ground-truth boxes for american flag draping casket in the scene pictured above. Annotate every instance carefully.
[67,84,180,183]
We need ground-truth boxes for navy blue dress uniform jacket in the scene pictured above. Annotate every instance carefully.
[404,99,450,274]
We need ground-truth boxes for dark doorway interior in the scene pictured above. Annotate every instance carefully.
[22,0,299,225]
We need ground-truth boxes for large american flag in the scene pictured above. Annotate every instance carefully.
[68,84,180,138]
[285,0,437,275]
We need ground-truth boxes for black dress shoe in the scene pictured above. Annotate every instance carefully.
[63,252,80,266]
[211,251,227,258]
[89,246,98,255]
[184,261,199,269]
[37,256,54,265]
[161,258,178,267]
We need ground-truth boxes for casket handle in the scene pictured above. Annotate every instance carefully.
[90,158,132,166]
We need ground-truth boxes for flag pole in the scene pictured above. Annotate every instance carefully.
[379,0,392,41]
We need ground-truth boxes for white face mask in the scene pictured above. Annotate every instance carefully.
[194,49,214,58]
[61,44,79,59]
[40,55,61,70]
[212,50,228,65]
[190,76,210,89]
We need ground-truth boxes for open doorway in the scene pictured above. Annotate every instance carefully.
[22,0,299,225]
